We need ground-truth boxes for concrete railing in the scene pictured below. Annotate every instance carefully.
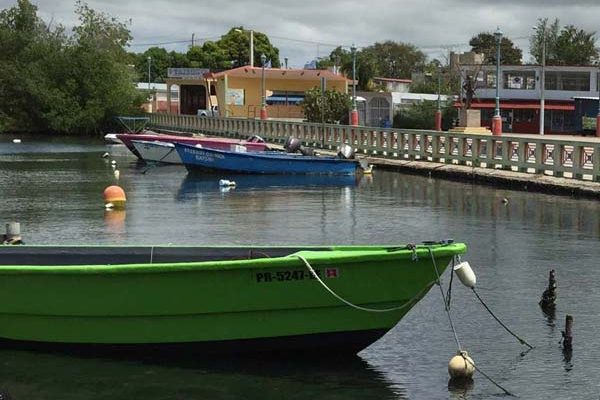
[147,113,600,182]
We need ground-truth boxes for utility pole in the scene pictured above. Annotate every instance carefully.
[191,33,195,47]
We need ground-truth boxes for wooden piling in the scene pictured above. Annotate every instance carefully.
[562,314,573,352]
[539,269,557,310]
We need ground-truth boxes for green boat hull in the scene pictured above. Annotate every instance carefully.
[0,243,466,353]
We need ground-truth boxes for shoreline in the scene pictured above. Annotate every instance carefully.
[367,157,600,199]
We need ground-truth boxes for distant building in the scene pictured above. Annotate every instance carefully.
[372,77,411,93]
[356,90,449,127]
[458,64,600,134]
[136,83,179,113]
[449,51,484,71]
[209,66,349,120]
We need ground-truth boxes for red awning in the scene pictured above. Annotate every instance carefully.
[462,101,574,111]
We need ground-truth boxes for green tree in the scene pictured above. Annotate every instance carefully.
[0,0,143,135]
[136,47,170,83]
[393,101,457,130]
[218,27,280,68]
[301,87,352,124]
[187,41,231,70]
[362,41,427,79]
[469,32,522,64]
[321,41,426,91]
[531,18,598,65]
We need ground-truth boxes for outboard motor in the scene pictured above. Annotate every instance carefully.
[337,144,355,159]
[284,137,302,153]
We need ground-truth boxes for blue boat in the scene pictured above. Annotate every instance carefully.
[174,143,360,175]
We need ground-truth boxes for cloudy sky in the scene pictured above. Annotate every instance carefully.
[4,0,600,71]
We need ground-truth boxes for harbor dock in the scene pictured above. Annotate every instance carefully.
[148,113,600,198]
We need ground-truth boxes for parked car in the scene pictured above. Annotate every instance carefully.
[197,105,219,117]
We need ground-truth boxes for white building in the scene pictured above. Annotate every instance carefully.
[459,64,600,133]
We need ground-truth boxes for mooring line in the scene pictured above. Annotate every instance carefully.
[427,248,515,397]
[472,288,534,350]
[296,255,433,313]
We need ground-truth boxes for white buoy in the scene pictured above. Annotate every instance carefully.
[114,170,120,179]
[104,202,114,210]
[12,139,21,143]
[448,351,475,379]
[501,197,509,204]
[102,152,110,158]
[111,160,117,165]
[453,261,476,289]
[219,179,236,187]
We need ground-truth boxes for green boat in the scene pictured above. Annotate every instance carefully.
[0,242,466,355]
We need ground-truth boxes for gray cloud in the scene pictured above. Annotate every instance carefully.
[3,0,600,71]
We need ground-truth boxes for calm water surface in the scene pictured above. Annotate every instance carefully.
[1,135,599,399]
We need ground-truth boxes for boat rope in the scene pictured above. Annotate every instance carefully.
[427,247,515,397]
[472,288,534,350]
[445,256,456,309]
[296,255,434,313]
[427,248,462,351]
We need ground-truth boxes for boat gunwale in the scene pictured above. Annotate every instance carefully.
[0,243,466,274]
[175,142,359,164]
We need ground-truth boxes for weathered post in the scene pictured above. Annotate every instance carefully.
[4,222,22,245]
[562,314,573,352]
[539,269,557,311]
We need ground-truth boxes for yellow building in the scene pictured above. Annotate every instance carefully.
[208,66,349,120]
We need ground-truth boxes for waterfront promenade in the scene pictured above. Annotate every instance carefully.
[148,113,600,198]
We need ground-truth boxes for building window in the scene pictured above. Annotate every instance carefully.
[513,109,535,123]
[465,70,496,89]
[368,97,390,126]
[266,91,304,106]
[503,71,536,90]
[545,71,590,91]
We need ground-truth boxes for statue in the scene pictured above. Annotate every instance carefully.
[462,75,476,110]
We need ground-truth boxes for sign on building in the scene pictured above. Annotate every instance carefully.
[227,88,245,106]
[167,68,209,79]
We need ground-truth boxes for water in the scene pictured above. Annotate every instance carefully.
[1,135,599,399]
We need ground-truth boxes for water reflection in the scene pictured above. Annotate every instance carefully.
[177,173,360,200]
[0,350,405,400]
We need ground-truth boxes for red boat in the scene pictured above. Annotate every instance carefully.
[116,133,269,159]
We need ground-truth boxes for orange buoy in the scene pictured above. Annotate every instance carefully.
[103,185,126,209]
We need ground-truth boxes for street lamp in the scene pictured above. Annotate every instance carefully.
[435,64,442,131]
[533,23,546,135]
[350,44,359,126]
[492,27,503,136]
[147,56,152,113]
[260,53,268,120]
[597,65,600,137]
[235,28,254,67]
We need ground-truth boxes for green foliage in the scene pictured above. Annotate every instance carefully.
[530,18,598,65]
[409,63,459,95]
[133,26,280,80]
[319,41,426,90]
[469,32,522,65]
[393,101,457,130]
[301,87,352,124]
[0,0,143,135]
[219,27,280,68]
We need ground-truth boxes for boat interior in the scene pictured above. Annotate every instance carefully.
[0,246,334,266]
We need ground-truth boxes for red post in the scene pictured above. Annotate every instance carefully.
[596,115,600,137]
[350,109,359,126]
[260,106,268,120]
[492,115,502,136]
[435,110,442,131]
